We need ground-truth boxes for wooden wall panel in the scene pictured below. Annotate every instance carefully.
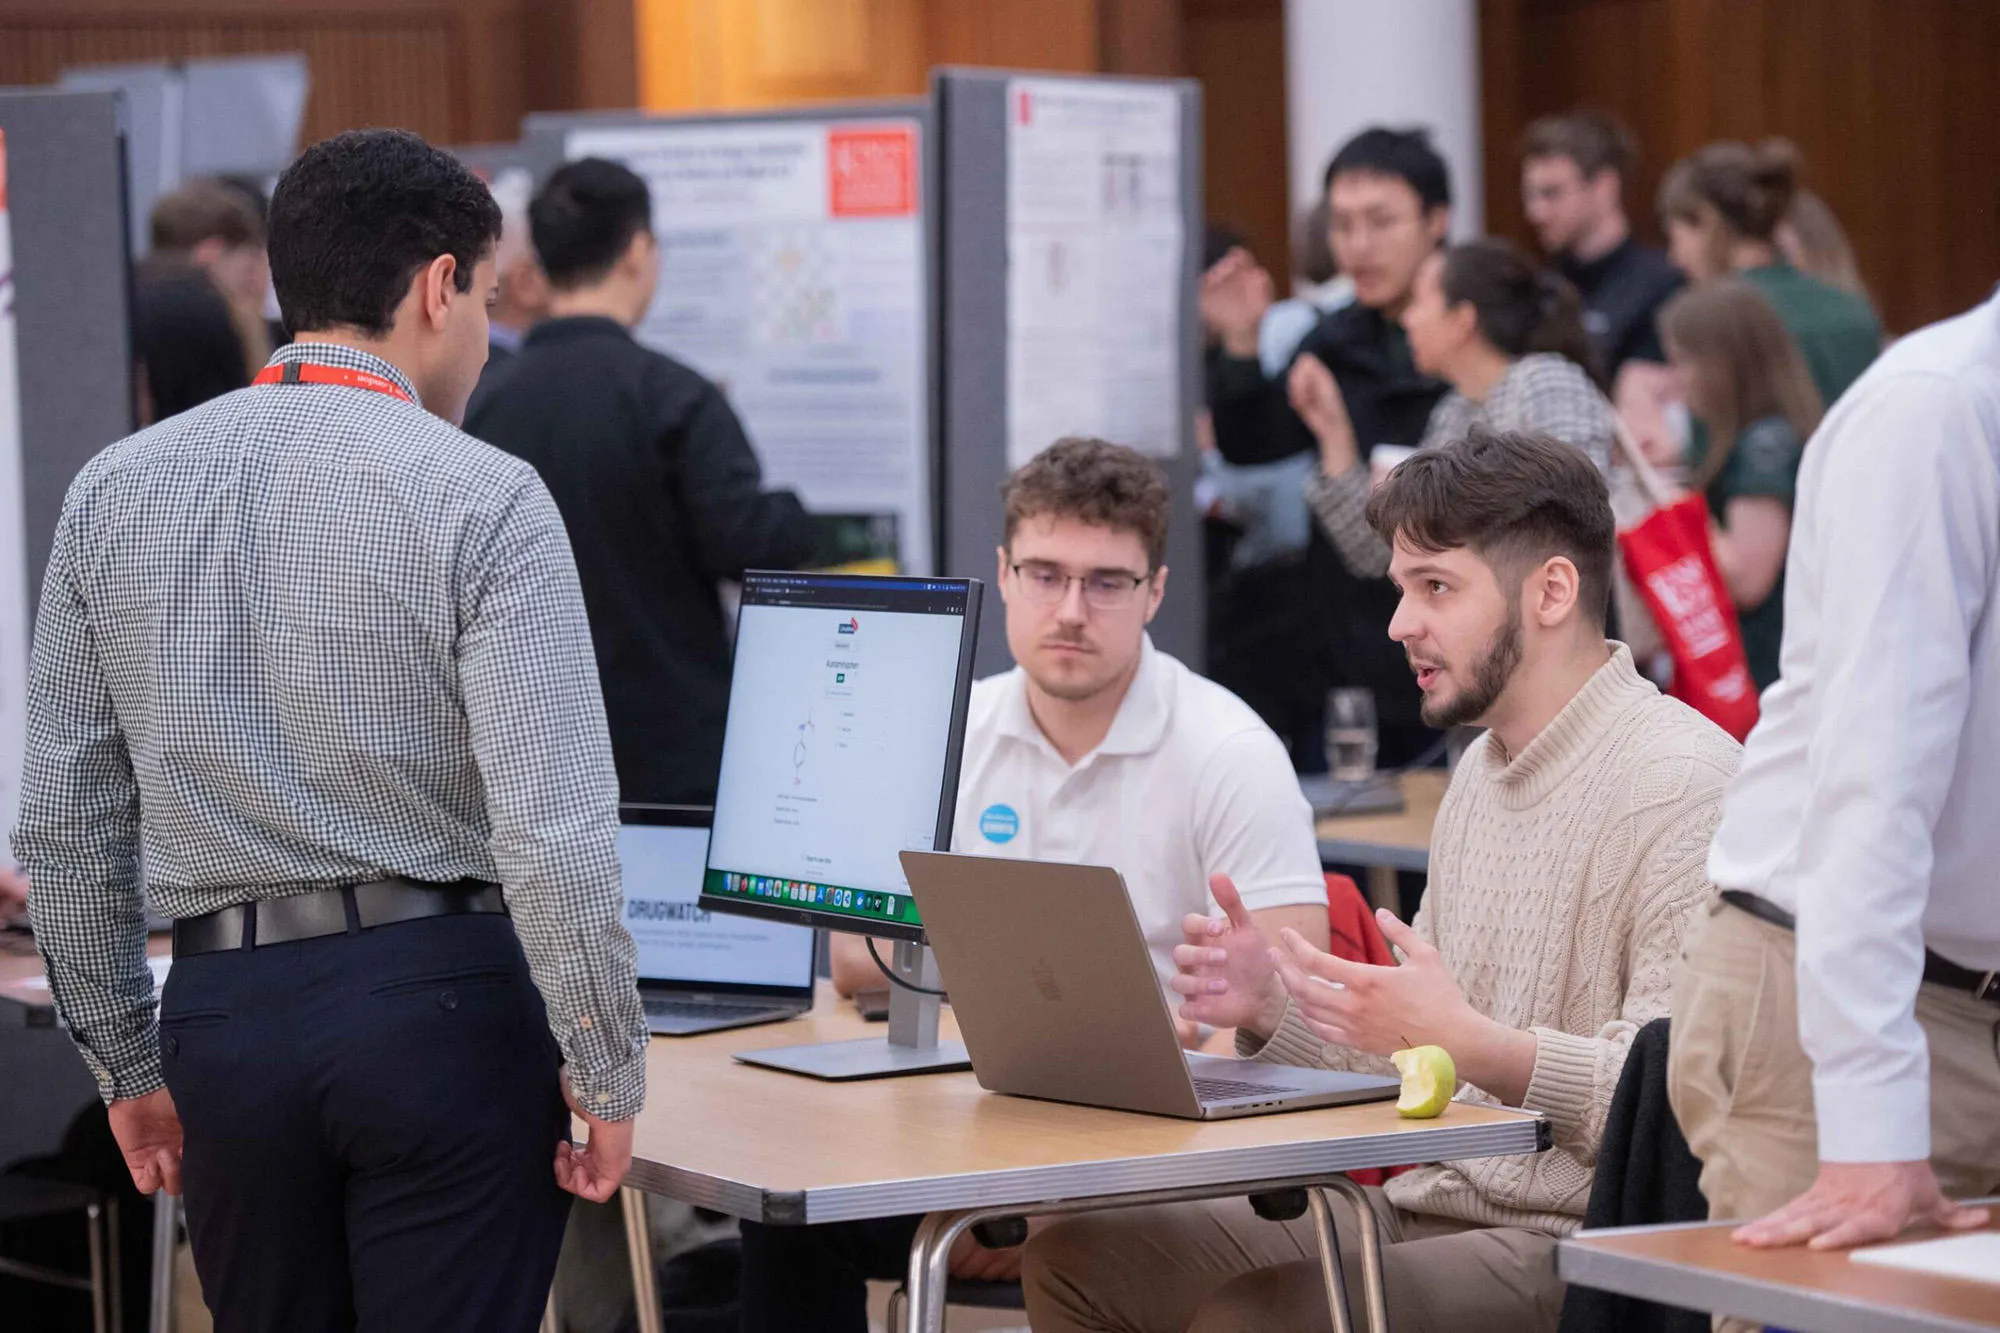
[0,0,533,146]
[524,0,638,116]
[1480,0,2000,333]
[925,0,1102,74]
[637,0,928,111]
[1184,0,1286,278]
[635,0,1115,113]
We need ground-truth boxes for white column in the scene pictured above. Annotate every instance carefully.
[1283,0,1483,239]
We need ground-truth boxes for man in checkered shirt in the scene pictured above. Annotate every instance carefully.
[11,129,644,1331]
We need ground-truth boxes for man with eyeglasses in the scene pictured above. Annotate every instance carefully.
[766,438,1329,1328]
[1200,126,1452,772]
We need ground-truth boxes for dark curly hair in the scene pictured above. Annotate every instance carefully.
[1002,437,1171,571]
[1366,426,1614,625]
[268,128,502,335]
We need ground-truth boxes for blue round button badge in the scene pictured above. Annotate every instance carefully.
[979,804,1020,844]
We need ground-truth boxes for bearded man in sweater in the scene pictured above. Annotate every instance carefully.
[1022,427,1740,1333]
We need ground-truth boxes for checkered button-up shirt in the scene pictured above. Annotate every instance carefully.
[1308,352,1618,578]
[11,341,647,1117]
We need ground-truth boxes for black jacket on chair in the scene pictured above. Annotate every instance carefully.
[1557,1017,1709,1333]
[466,316,814,805]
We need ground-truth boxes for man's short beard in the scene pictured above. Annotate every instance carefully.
[1421,604,1522,730]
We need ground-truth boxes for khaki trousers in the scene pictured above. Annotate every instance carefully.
[1668,895,2000,1330]
[1022,1187,1564,1333]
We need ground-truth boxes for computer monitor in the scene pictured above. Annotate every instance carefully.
[700,572,981,945]
[619,806,816,1031]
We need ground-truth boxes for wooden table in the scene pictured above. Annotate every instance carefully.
[1559,1210,2000,1333]
[622,983,1547,1333]
[1315,769,1447,912]
[1,934,185,1333]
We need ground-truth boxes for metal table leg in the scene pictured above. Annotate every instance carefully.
[86,1199,108,1333]
[149,1193,177,1333]
[903,1211,962,1333]
[1364,865,1400,916]
[895,1171,1396,1333]
[105,1197,122,1333]
[1317,1177,1390,1333]
[1306,1188,1356,1333]
[620,1187,663,1333]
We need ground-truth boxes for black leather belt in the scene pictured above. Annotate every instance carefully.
[1721,891,2000,1005]
[172,879,504,958]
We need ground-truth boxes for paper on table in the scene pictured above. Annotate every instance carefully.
[13,955,171,994]
[1850,1231,2000,1285]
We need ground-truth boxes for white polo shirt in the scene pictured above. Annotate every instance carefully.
[951,636,1327,988]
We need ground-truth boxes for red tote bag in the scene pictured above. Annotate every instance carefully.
[1612,426,1761,741]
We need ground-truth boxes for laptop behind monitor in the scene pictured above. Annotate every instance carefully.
[900,851,1400,1119]
[620,805,816,1036]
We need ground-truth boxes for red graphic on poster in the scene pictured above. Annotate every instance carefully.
[828,127,916,218]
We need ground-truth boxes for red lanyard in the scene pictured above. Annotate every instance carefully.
[252,361,414,403]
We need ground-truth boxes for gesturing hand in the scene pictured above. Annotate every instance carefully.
[1168,874,1287,1039]
[1287,354,1359,473]
[1270,910,1476,1058]
[556,1071,635,1203]
[1200,249,1274,355]
[108,1087,184,1195]
[1734,1161,1990,1251]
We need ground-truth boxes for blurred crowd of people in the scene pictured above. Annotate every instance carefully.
[1197,111,1882,767]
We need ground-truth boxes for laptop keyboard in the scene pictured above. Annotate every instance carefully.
[644,998,778,1021]
[1193,1076,1302,1102]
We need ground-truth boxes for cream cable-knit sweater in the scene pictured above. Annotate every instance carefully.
[1250,646,1739,1236]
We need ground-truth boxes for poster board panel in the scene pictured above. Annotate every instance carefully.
[0,90,132,838]
[934,68,1203,677]
[525,104,937,577]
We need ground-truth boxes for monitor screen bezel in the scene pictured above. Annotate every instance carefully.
[619,802,818,999]
[697,571,983,945]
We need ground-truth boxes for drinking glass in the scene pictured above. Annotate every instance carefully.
[1325,687,1378,782]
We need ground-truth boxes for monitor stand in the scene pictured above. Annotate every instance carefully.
[734,939,971,1080]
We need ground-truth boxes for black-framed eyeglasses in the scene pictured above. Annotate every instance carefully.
[1009,561,1152,611]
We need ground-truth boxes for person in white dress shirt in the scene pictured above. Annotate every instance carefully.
[1668,290,2000,1270]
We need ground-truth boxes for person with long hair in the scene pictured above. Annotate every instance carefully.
[1777,189,1872,308]
[1657,139,1879,406]
[1660,279,1824,690]
[1294,237,1616,578]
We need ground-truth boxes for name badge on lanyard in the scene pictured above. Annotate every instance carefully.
[252,361,414,403]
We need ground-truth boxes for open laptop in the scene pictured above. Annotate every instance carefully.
[620,805,816,1036]
[899,851,1401,1119]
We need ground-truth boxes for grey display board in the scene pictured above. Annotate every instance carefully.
[933,68,1205,676]
[59,64,177,257]
[62,54,309,258]
[524,104,940,577]
[0,90,133,610]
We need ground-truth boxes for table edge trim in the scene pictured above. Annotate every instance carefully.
[712,1112,1536,1216]
[1557,1236,2000,1333]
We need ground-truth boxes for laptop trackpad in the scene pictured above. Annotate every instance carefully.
[1185,1053,1401,1104]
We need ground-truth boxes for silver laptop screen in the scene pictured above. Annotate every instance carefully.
[620,822,816,989]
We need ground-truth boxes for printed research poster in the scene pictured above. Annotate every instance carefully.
[0,130,27,838]
[1006,78,1185,468]
[565,118,932,573]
